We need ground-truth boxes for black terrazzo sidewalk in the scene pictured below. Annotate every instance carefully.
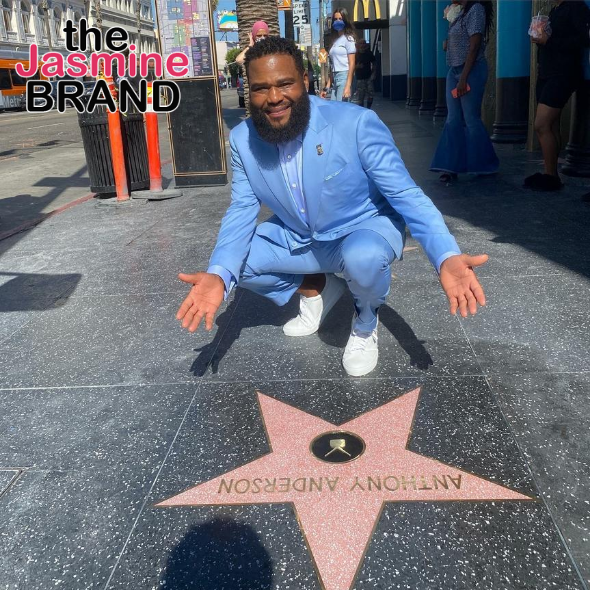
[0,97,588,590]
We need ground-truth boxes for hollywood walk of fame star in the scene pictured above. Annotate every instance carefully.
[157,388,534,590]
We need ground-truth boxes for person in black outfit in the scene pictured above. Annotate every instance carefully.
[525,0,590,192]
[355,40,376,108]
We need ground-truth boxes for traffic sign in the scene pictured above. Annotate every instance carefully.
[292,1,310,27]
[299,24,312,45]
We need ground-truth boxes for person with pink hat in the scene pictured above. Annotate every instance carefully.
[235,21,270,65]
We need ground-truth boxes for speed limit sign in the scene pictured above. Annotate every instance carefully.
[292,1,310,27]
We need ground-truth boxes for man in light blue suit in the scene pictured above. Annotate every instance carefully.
[177,37,488,377]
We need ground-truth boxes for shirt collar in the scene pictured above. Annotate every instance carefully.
[278,134,303,148]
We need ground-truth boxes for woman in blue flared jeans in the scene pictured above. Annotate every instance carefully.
[431,1,499,182]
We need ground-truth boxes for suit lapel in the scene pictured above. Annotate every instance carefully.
[302,100,331,230]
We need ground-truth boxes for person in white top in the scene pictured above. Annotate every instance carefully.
[320,8,356,102]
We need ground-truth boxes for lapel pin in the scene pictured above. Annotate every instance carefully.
[316,144,324,156]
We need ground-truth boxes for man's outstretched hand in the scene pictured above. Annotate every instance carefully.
[439,254,488,318]
[176,272,225,332]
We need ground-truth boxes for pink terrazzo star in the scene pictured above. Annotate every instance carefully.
[157,388,534,590]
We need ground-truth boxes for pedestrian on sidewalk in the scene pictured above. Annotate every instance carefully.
[235,21,270,66]
[176,37,488,377]
[355,39,376,108]
[525,0,590,192]
[321,8,357,102]
[430,0,499,183]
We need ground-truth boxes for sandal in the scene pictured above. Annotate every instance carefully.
[523,172,543,188]
[439,173,457,183]
[528,174,563,192]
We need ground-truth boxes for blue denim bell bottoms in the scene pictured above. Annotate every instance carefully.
[431,59,499,175]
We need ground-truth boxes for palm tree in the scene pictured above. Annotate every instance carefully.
[39,0,52,50]
[234,0,279,111]
[95,0,103,31]
[135,0,141,52]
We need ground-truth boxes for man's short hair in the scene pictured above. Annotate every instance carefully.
[244,36,305,76]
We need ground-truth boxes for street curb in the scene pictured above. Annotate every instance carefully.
[0,192,96,243]
[0,159,173,243]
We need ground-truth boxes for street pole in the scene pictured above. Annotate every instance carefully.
[285,9,294,41]
[306,0,313,91]
[319,0,327,88]
[135,0,141,53]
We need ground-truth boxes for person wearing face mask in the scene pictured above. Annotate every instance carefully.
[235,21,270,66]
[320,8,356,101]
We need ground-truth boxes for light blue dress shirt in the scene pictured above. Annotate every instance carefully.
[208,135,308,297]
[277,135,308,224]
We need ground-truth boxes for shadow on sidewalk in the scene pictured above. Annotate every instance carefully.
[377,100,590,281]
[190,290,433,376]
[0,165,90,245]
[0,271,81,311]
[160,517,273,590]
[435,188,590,280]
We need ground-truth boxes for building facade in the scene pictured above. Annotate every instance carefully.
[215,39,238,74]
[330,0,590,177]
[0,0,156,56]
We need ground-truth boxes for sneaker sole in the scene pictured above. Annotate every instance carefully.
[283,277,347,337]
[342,355,379,377]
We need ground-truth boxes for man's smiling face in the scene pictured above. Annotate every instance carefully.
[248,53,310,144]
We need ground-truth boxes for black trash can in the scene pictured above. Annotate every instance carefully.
[78,104,150,194]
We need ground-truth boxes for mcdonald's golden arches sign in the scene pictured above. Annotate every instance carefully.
[353,0,387,24]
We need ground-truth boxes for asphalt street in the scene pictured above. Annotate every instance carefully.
[0,99,180,235]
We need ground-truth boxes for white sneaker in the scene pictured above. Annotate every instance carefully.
[283,274,347,337]
[342,320,379,377]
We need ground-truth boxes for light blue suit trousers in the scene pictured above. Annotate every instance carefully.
[240,226,394,331]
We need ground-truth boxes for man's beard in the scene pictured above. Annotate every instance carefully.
[250,91,311,144]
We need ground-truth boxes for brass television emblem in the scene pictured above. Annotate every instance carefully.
[325,438,352,458]
[310,431,365,464]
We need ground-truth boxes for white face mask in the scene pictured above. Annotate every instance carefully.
[445,4,462,23]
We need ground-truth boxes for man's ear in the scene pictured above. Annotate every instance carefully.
[303,71,309,92]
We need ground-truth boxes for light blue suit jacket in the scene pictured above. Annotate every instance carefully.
[209,96,460,282]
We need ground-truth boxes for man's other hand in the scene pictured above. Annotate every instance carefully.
[439,254,488,318]
[176,272,225,332]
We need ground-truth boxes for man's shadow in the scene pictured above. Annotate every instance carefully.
[379,305,434,370]
[160,517,273,589]
[190,290,296,376]
[190,290,433,376]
